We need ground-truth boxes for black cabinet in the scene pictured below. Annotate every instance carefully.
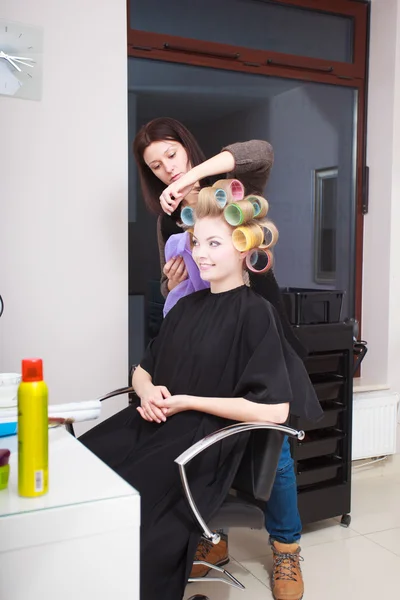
[290,322,353,526]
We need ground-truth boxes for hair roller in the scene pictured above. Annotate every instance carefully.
[193,187,228,219]
[213,179,245,202]
[181,206,195,226]
[246,248,274,273]
[214,188,228,208]
[232,224,264,252]
[224,200,255,226]
[246,195,269,219]
[196,187,226,217]
[259,220,279,249]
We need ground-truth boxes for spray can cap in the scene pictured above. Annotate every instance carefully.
[21,358,43,382]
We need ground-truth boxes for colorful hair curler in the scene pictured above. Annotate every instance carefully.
[181,206,195,226]
[232,224,264,252]
[214,188,228,208]
[247,195,269,219]
[213,179,245,202]
[260,221,279,249]
[224,200,255,226]
[246,248,274,273]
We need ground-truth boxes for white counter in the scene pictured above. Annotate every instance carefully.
[0,428,140,600]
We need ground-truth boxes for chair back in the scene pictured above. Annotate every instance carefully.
[232,428,285,501]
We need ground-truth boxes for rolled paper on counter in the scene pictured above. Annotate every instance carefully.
[47,408,100,424]
[260,221,279,249]
[232,224,264,252]
[0,400,102,426]
[48,400,101,423]
[213,179,245,202]
[224,200,255,226]
[247,195,269,219]
[50,400,101,414]
[181,206,195,226]
[246,248,274,273]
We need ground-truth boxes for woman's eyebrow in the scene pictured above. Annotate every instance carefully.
[148,145,175,166]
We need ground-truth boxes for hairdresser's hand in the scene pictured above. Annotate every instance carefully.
[160,178,195,214]
[150,394,192,417]
[164,257,188,291]
[137,384,171,423]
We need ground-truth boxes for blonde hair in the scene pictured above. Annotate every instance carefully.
[187,179,278,274]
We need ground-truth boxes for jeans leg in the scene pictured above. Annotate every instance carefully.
[265,436,302,544]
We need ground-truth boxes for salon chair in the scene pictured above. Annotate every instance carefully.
[66,387,304,597]
[177,421,304,597]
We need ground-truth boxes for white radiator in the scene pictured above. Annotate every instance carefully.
[352,391,399,460]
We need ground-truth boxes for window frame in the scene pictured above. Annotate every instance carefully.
[127,0,369,331]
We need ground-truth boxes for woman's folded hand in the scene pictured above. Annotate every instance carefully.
[150,394,192,417]
[137,384,171,423]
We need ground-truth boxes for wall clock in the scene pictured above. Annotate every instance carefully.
[0,19,43,100]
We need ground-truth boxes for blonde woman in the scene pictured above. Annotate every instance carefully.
[80,187,321,600]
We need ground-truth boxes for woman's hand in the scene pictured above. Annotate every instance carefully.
[137,384,171,423]
[150,394,192,417]
[159,150,236,215]
[164,257,188,291]
[159,178,195,214]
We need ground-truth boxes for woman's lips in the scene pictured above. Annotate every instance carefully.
[170,173,181,183]
[199,264,214,272]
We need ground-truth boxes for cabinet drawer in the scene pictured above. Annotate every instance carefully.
[295,430,344,461]
[312,379,344,403]
[296,403,344,432]
[297,456,342,487]
[305,353,344,376]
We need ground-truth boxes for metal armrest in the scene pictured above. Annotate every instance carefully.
[174,422,305,544]
[66,386,137,437]
[96,386,136,402]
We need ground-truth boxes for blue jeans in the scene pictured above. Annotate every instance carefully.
[264,436,302,544]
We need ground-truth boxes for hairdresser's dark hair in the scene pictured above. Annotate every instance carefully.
[133,117,208,218]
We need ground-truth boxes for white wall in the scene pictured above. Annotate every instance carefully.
[0,0,129,434]
[387,0,400,399]
[360,0,400,391]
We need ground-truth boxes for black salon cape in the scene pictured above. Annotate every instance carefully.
[80,286,321,600]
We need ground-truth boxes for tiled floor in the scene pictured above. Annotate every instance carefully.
[184,457,400,599]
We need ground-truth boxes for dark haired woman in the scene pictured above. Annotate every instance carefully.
[133,118,308,600]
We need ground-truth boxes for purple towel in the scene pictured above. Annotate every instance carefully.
[163,232,209,316]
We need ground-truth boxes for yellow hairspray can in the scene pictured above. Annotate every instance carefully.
[18,358,48,497]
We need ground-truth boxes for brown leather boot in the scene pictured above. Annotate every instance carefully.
[190,533,229,578]
[271,541,304,600]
